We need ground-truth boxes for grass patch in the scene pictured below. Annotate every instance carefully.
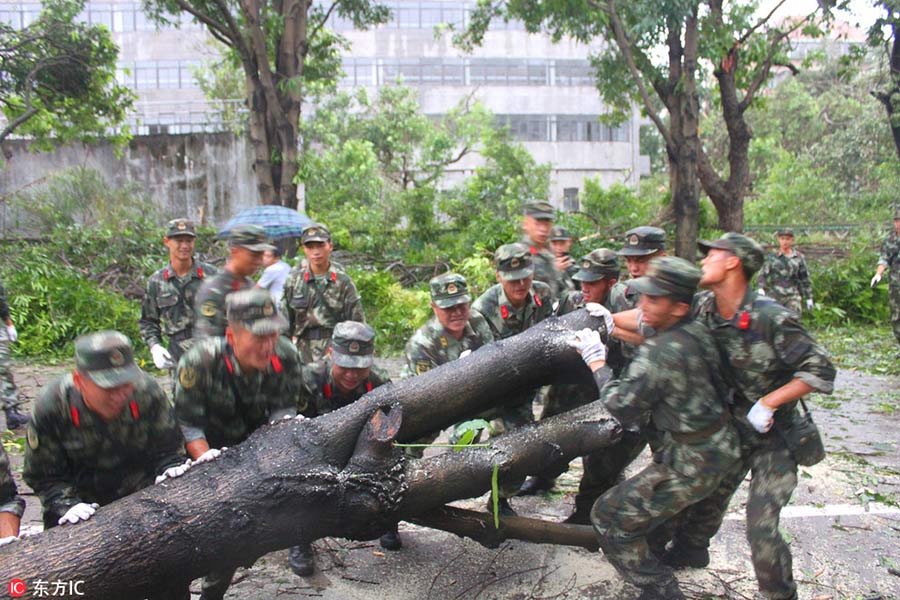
[810,323,900,376]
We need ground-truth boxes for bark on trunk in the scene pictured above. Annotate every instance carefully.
[876,22,900,163]
[1,312,617,600]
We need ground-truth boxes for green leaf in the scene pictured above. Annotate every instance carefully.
[492,462,500,529]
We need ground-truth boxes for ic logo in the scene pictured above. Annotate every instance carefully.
[8,578,26,597]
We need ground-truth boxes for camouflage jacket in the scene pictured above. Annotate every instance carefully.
[692,288,835,436]
[0,278,9,323]
[757,250,812,304]
[194,269,255,338]
[878,231,900,284]
[299,357,391,417]
[23,372,186,520]
[471,281,553,340]
[0,444,25,518]
[139,259,218,361]
[175,337,301,448]
[522,236,567,299]
[282,264,365,339]
[401,313,493,378]
[599,318,740,478]
[608,281,643,363]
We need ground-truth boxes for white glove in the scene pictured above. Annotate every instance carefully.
[585,303,615,337]
[0,535,17,546]
[150,344,174,369]
[758,288,766,296]
[6,325,16,342]
[805,298,814,310]
[190,447,223,465]
[747,400,775,433]
[459,349,472,359]
[154,459,192,484]
[871,273,882,288]
[58,502,99,526]
[567,328,607,365]
[294,413,307,421]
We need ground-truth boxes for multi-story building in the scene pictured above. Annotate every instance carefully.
[1,0,649,208]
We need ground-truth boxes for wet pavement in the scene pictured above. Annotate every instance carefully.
[3,361,898,599]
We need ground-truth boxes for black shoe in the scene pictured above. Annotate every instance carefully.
[518,476,555,496]
[4,407,28,429]
[661,544,710,569]
[379,529,402,551]
[562,509,591,526]
[288,545,315,577]
[636,579,686,600]
[487,495,517,517]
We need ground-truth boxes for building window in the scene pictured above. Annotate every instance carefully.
[563,188,580,212]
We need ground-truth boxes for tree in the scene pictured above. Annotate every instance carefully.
[0,0,133,149]
[460,0,830,256]
[146,0,391,207]
[1,311,620,599]
[869,0,900,164]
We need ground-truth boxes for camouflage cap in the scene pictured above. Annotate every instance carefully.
[74,330,142,389]
[572,248,620,283]
[301,223,331,244]
[776,227,795,237]
[894,208,900,220]
[617,226,667,256]
[331,321,375,369]
[430,273,471,309]
[549,226,572,241]
[629,256,700,304]
[228,224,276,252]
[494,242,534,281]
[226,288,288,335]
[698,232,765,275]
[165,218,197,238]
[523,200,555,220]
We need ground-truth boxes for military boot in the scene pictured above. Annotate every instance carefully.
[518,475,555,496]
[379,524,402,551]
[661,543,710,569]
[487,494,517,517]
[288,544,315,577]
[635,579,686,600]
[4,406,28,429]
[562,496,595,525]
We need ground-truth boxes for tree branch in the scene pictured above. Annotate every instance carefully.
[738,0,790,45]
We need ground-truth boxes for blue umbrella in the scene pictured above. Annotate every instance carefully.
[219,205,312,240]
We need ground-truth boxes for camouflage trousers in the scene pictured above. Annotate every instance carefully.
[296,337,331,365]
[590,459,726,587]
[890,282,900,347]
[660,434,799,600]
[0,327,23,410]
[537,383,646,510]
[767,291,803,320]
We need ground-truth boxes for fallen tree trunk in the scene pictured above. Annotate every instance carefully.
[1,312,616,599]
[410,506,600,552]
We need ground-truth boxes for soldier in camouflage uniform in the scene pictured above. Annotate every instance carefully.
[574,257,740,600]
[549,226,579,291]
[23,331,191,598]
[651,233,835,600]
[175,289,300,599]
[0,277,28,429]
[282,224,366,364]
[610,226,667,360]
[472,243,552,515]
[521,201,568,299]
[1,444,26,545]
[757,228,813,317]
[194,224,274,339]
[140,218,218,371]
[871,209,900,354]
[402,273,493,379]
[294,321,393,568]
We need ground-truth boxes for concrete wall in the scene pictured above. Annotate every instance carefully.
[0,132,258,231]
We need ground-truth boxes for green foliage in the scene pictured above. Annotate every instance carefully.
[299,84,551,262]
[347,268,431,354]
[0,0,134,147]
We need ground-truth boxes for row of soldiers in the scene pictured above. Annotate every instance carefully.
[2,202,899,600]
